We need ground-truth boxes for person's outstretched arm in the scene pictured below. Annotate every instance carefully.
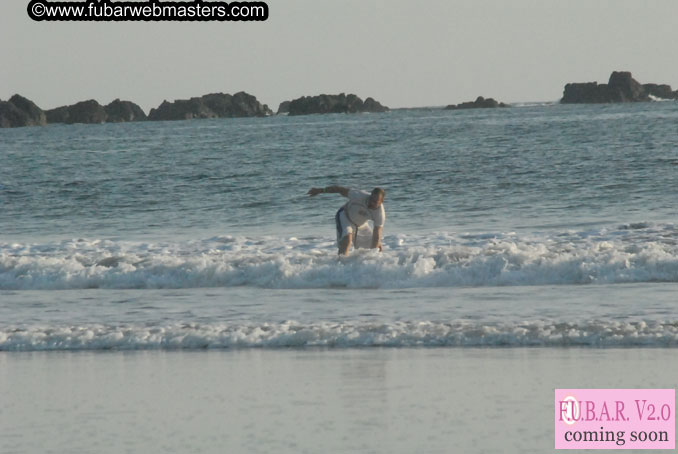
[307,186,349,197]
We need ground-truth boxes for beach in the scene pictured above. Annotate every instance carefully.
[3,348,677,454]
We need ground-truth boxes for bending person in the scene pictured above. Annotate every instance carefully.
[308,186,385,255]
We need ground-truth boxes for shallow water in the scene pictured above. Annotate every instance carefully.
[2,103,678,350]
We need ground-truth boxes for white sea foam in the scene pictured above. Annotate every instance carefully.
[510,101,558,107]
[648,95,675,102]
[2,320,678,350]
[2,224,678,290]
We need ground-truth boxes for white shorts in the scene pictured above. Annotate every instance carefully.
[335,207,355,243]
[335,207,374,248]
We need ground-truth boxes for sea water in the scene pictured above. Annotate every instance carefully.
[2,102,678,452]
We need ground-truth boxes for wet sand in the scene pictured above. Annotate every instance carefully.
[2,348,677,454]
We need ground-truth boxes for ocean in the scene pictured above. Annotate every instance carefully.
[2,102,678,453]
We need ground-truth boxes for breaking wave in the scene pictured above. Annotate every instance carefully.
[2,320,678,351]
[2,223,678,290]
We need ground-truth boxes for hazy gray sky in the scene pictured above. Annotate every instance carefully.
[2,0,677,112]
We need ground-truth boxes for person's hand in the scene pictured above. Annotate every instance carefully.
[307,188,323,197]
[378,244,383,252]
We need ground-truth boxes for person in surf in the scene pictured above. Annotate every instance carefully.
[307,186,385,255]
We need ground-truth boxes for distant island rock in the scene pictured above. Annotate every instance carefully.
[445,96,508,110]
[283,93,389,116]
[0,94,47,127]
[43,99,146,124]
[47,100,108,124]
[562,71,678,103]
[148,92,272,121]
[276,101,291,115]
[105,99,147,122]
[643,84,678,100]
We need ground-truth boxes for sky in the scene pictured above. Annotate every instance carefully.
[2,0,678,112]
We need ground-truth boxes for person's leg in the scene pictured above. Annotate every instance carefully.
[335,208,353,255]
[338,234,352,255]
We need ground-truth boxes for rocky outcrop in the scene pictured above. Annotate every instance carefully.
[46,100,108,124]
[562,71,678,103]
[148,92,272,121]
[643,84,678,100]
[445,96,508,110]
[8,95,47,125]
[104,99,147,122]
[207,92,271,117]
[149,98,214,121]
[0,95,46,127]
[561,82,612,104]
[277,101,291,115]
[363,97,389,113]
[608,71,647,102]
[0,101,27,128]
[44,106,70,124]
[1,91,275,127]
[285,93,389,116]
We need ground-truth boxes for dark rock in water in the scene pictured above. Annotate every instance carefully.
[277,100,291,115]
[363,97,389,113]
[68,100,107,124]
[2,91,273,127]
[45,106,70,123]
[0,95,46,128]
[149,98,214,121]
[561,82,612,104]
[607,71,648,102]
[201,93,235,117]
[46,99,108,124]
[148,92,271,121]
[104,99,147,122]
[561,71,676,103]
[445,96,508,110]
[285,93,389,116]
[643,83,678,100]
[288,93,356,115]
[8,94,47,126]
[228,91,272,117]
[0,101,27,128]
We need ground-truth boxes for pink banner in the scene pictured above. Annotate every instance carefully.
[555,389,675,449]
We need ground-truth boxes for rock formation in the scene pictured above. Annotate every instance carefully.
[284,93,389,116]
[608,71,647,102]
[148,92,272,121]
[46,100,108,124]
[0,95,47,127]
[277,101,291,115]
[445,96,508,110]
[363,97,389,113]
[643,84,678,100]
[1,91,276,127]
[0,101,25,128]
[104,99,147,122]
[562,71,678,103]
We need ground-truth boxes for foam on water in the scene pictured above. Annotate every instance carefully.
[2,319,678,351]
[2,223,678,290]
